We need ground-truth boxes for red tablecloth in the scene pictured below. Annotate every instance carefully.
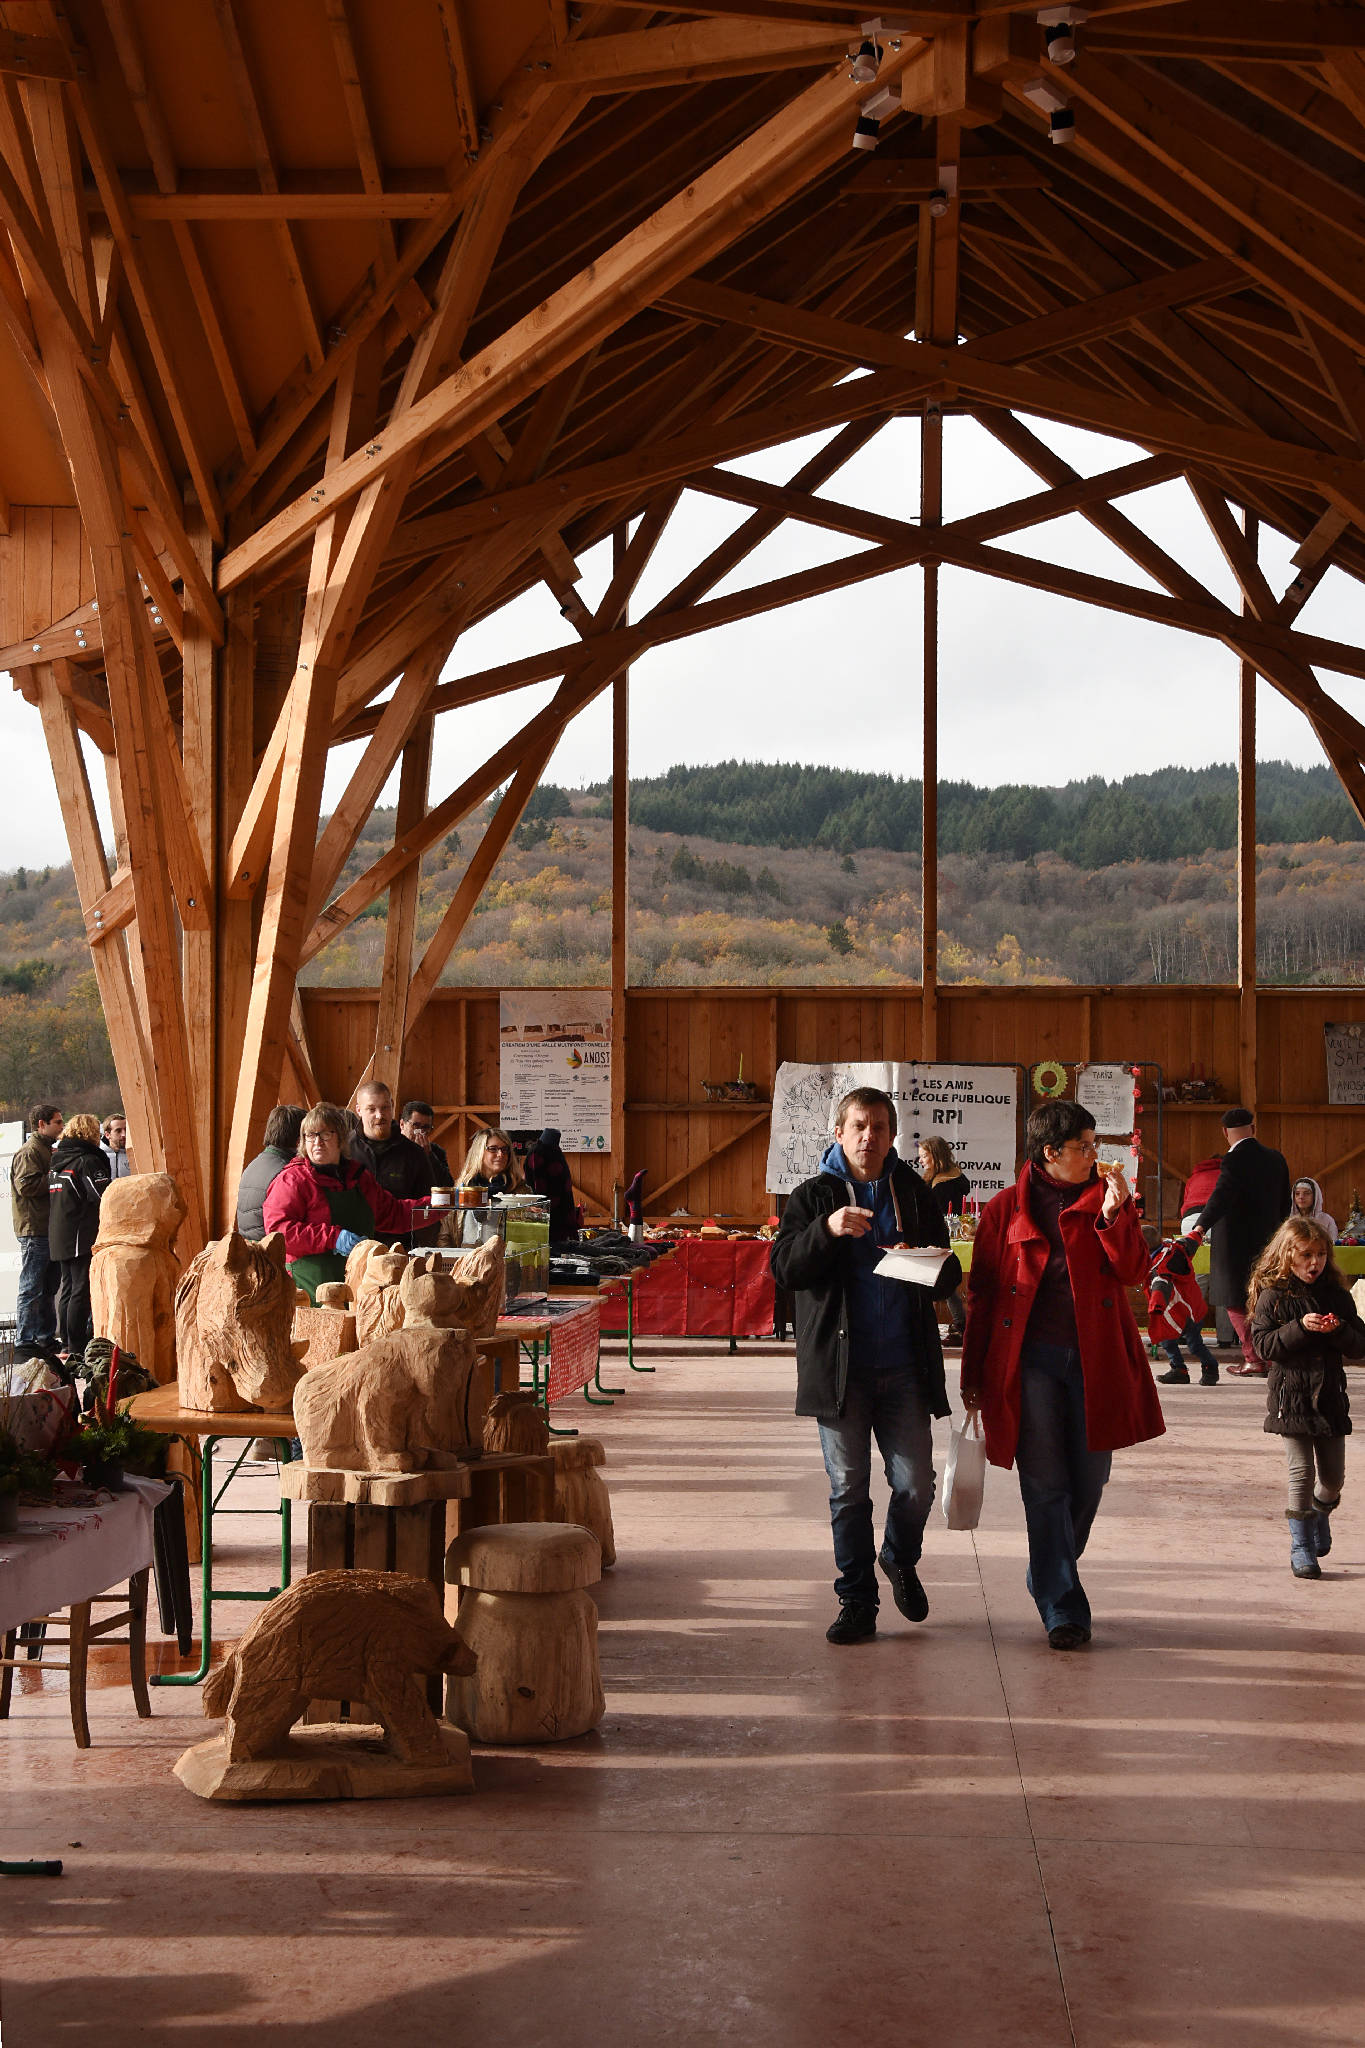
[600,1240,775,1339]
[504,1301,601,1403]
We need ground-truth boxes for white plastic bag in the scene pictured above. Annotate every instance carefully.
[941,1412,986,1530]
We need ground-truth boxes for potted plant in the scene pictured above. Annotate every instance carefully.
[59,1344,166,1490]
[0,1432,57,1534]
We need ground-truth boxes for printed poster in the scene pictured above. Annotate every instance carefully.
[499,994,611,1154]
[765,1061,1017,1197]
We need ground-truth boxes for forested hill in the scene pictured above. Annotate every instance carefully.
[582,760,1361,864]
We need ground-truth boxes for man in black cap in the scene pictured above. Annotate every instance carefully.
[1195,1107,1291,1375]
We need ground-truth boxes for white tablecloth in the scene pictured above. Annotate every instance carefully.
[0,1476,171,1635]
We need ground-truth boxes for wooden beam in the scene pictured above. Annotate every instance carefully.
[610,531,630,1217]
[647,1110,770,1209]
[214,41,935,590]
[1238,512,1258,1109]
[921,407,940,1058]
[850,155,1049,195]
[0,28,77,79]
[545,19,853,90]
[366,716,434,1098]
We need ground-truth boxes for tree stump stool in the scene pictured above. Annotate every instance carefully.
[549,1437,615,1567]
[445,1523,604,1744]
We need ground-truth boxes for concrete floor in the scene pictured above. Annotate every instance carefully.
[3,1339,1365,2046]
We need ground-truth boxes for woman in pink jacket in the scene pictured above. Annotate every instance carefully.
[263,1102,430,1301]
[960,1099,1164,1650]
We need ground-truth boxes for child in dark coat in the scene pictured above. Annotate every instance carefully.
[1249,1217,1365,1579]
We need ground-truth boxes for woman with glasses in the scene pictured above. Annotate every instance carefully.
[457,1128,526,1198]
[959,1099,1164,1650]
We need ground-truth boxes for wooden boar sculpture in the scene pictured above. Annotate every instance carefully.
[175,1232,305,1412]
[90,1173,187,1387]
[293,1254,495,1472]
[175,1570,477,1801]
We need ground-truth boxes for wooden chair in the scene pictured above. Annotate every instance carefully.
[0,1570,152,1748]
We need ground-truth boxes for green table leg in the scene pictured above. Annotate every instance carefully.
[523,1335,577,1436]
[153,1435,294,1688]
[587,1301,624,1402]
[627,1274,654,1372]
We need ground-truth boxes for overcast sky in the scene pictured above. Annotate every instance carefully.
[2,410,1360,868]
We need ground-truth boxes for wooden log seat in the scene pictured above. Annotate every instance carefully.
[549,1437,615,1568]
[445,1522,604,1744]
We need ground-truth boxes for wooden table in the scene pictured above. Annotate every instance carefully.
[127,1386,297,1687]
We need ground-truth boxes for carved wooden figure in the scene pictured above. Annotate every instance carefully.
[89,1174,187,1387]
[446,1523,605,1744]
[551,1438,616,1568]
[483,1389,551,1457]
[294,1318,491,1473]
[175,1232,306,1412]
[346,1239,410,1345]
[175,1570,476,1801]
[292,1302,358,1371]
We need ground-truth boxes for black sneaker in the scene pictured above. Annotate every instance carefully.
[878,1553,929,1623]
[1047,1623,1091,1651]
[1199,1367,1219,1386]
[826,1601,877,1645]
[1156,1366,1190,1384]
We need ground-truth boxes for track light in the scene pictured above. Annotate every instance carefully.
[851,80,900,152]
[850,37,881,84]
[1021,74,1069,116]
[1049,106,1076,144]
[1038,7,1086,63]
[928,188,950,219]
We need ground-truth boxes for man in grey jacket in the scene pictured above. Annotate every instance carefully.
[11,1102,63,1364]
[236,1105,305,1239]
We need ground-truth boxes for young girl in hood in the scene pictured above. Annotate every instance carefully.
[1249,1217,1365,1579]
[1292,1177,1337,1242]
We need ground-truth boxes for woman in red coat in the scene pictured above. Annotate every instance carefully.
[960,1099,1164,1650]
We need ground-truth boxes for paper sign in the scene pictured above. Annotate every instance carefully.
[765,1061,1017,1197]
[1325,1023,1365,1105]
[499,994,611,1154]
[1076,1062,1137,1135]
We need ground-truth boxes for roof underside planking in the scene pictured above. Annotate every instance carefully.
[0,0,1364,1245]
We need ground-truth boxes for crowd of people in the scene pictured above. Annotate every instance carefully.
[7,1083,579,1367]
[773,1091,1361,1652]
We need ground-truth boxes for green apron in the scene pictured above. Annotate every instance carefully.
[289,1181,376,1304]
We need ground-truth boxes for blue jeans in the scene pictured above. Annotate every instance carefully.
[15,1233,58,1352]
[817,1364,934,1609]
[1016,1342,1111,1633]
[1162,1319,1219,1376]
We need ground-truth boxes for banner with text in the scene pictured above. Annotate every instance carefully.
[765,1061,1018,1197]
[499,994,611,1154]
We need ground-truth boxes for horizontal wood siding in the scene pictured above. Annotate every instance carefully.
[299,986,1365,1226]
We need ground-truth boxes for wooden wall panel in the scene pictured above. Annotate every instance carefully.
[300,985,1365,1228]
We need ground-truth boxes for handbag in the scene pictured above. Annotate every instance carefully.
[940,1411,986,1530]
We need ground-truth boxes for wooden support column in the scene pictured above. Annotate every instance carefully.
[610,525,630,1219]
[921,408,942,1060]
[1238,511,1258,1111]
[181,500,216,1203]
[369,715,435,1099]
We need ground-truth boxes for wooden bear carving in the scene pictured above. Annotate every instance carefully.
[202,1570,476,1764]
[175,1231,305,1412]
[292,1257,494,1471]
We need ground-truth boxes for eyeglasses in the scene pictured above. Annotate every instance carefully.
[408,1122,434,1135]
[1059,1139,1099,1157]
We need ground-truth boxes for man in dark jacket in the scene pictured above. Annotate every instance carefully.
[771,1086,960,1645]
[236,1104,305,1239]
[353,1081,434,1244]
[1195,1106,1292,1374]
[400,1101,453,1188]
[48,1113,111,1358]
[11,1101,63,1363]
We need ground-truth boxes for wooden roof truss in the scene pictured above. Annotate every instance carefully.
[0,0,1362,1238]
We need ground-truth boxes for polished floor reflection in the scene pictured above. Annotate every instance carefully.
[3,1340,1365,2045]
